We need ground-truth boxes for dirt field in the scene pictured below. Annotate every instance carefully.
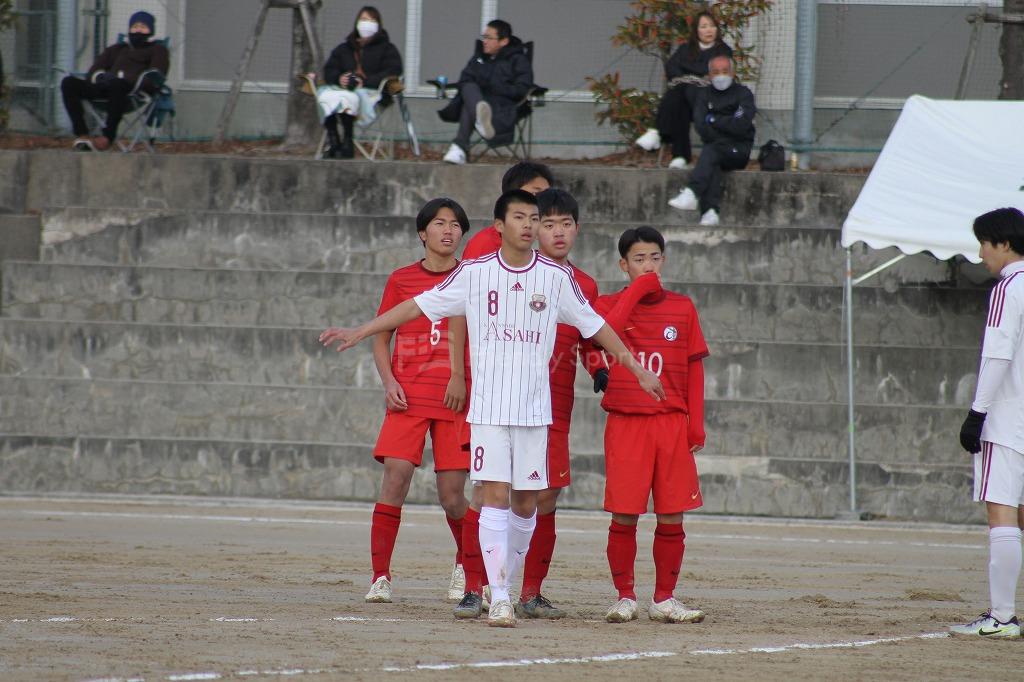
[1,495,1021,681]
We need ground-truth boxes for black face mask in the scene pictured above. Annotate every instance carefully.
[128,32,150,48]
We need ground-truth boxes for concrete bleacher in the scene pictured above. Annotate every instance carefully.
[0,151,991,521]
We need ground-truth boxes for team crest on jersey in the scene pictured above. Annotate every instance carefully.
[663,326,678,341]
[529,294,547,312]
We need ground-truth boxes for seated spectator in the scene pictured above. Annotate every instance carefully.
[318,5,403,159]
[439,19,533,165]
[60,11,169,151]
[635,11,733,170]
[667,55,755,226]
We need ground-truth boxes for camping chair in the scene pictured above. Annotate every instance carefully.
[59,34,175,153]
[302,74,420,161]
[428,40,547,161]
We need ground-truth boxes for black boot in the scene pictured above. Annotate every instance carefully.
[323,115,342,159]
[339,113,355,159]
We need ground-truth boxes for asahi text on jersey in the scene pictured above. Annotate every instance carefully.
[482,321,542,345]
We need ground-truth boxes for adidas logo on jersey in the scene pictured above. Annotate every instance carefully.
[527,470,541,481]
[510,282,525,292]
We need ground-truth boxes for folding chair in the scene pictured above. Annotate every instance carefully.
[428,40,547,161]
[303,74,420,161]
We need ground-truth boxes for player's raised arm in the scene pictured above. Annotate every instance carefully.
[320,298,424,352]
[601,272,663,334]
[590,323,665,401]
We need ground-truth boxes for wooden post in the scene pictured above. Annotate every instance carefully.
[214,0,270,144]
[282,0,322,148]
[955,6,984,99]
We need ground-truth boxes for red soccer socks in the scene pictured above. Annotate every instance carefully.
[607,520,638,601]
[370,503,402,581]
[521,510,556,601]
[653,522,686,603]
[461,507,485,594]
[446,513,465,567]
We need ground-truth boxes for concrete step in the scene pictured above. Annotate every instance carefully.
[3,150,865,227]
[0,375,972,468]
[38,207,959,288]
[1,262,989,347]
[0,433,978,522]
[0,318,979,407]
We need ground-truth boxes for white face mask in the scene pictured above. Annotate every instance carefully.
[711,75,733,91]
[356,20,379,38]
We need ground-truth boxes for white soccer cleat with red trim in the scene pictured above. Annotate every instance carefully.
[648,597,705,623]
[605,597,639,623]
[364,576,392,603]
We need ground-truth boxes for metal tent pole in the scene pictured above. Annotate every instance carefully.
[845,247,857,514]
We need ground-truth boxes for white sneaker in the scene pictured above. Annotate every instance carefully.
[950,612,1020,638]
[443,144,466,165]
[487,598,516,627]
[668,157,689,170]
[364,576,392,603]
[648,597,705,623]
[474,101,495,139]
[668,187,698,211]
[482,585,491,609]
[699,209,720,226]
[447,564,465,601]
[635,128,661,151]
[605,597,639,623]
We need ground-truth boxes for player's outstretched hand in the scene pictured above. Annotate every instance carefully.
[444,375,467,413]
[959,409,986,454]
[638,367,665,401]
[319,326,361,352]
[384,378,408,412]
[593,367,609,393]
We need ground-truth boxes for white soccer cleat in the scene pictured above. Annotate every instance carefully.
[668,156,689,170]
[474,101,495,140]
[482,584,492,609]
[635,128,661,151]
[443,144,467,165]
[447,564,466,601]
[487,598,517,627]
[949,612,1020,638]
[648,597,705,623]
[605,597,639,623]
[668,187,698,211]
[699,209,720,226]
[364,576,392,603]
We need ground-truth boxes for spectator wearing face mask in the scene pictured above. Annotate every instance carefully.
[667,55,755,227]
[318,5,403,159]
[59,10,169,151]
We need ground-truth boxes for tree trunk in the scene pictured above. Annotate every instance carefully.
[999,0,1024,99]
[283,6,320,147]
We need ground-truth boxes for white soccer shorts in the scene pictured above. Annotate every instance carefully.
[974,441,1024,507]
[469,424,549,490]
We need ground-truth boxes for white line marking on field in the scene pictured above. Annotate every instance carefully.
[210,617,274,622]
[690,631,949,655]
[167,674,221,681]
[237,669,323,677]
[381,650,678,672]
[331,616,417,623]
[692,533,982,551]
[18,509,425,529]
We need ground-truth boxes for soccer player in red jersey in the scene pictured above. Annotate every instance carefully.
[361,198,473,604]
[460,161,553,260]
[513,188,599,619]
[592,225,709,624]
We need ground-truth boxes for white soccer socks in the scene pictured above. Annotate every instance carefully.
[989,526,1023,622]
[479,507,510,603]
[505,511,537,598]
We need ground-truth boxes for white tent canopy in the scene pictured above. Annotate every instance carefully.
[843,95,1024,263]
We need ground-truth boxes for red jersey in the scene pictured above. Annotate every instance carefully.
[593,289,708,415]
[549,264,600,432]
[377,260,467,421]
[461,224,502,260]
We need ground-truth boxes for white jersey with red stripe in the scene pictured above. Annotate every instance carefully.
[414,249,606,427]
[979,260,1024,452]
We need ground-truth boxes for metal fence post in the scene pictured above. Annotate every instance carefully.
[792,0,818,170]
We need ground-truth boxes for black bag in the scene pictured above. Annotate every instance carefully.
[758,139,785,171]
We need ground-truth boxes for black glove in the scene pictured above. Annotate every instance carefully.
[959,409,986,454]
[593,368,609,393]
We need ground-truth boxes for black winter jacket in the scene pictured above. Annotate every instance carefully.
[692,81,756,147]
[665,41,733,81]
[89,40,170,85]
[323,30,402,89]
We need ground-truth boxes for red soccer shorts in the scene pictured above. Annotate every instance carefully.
[603,412,703,515]
[547,428,571,489]
[373,412,469,471]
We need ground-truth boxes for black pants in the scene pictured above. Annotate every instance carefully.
[454,81,484,152]
[655,84,697,161]
[60,76,133,140]
[688,140,751,213]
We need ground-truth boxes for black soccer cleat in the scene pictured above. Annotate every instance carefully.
[515,594,566,620]
[453,591,484,619]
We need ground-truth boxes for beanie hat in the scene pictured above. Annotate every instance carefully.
[129,11,155,33]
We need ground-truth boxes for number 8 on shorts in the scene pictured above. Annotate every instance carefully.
[470,424,549,490]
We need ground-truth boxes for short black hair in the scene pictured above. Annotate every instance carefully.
[487,19,512,41]
[974,208,1024,255]
[536,188,579,223]
[416,197,469,244]
[500,161,553,193]
[618,225,665,258]
[494,189,538,222]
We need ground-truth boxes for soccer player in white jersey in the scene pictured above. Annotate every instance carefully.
[952,207,1024,639]
[321,189,664,627]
